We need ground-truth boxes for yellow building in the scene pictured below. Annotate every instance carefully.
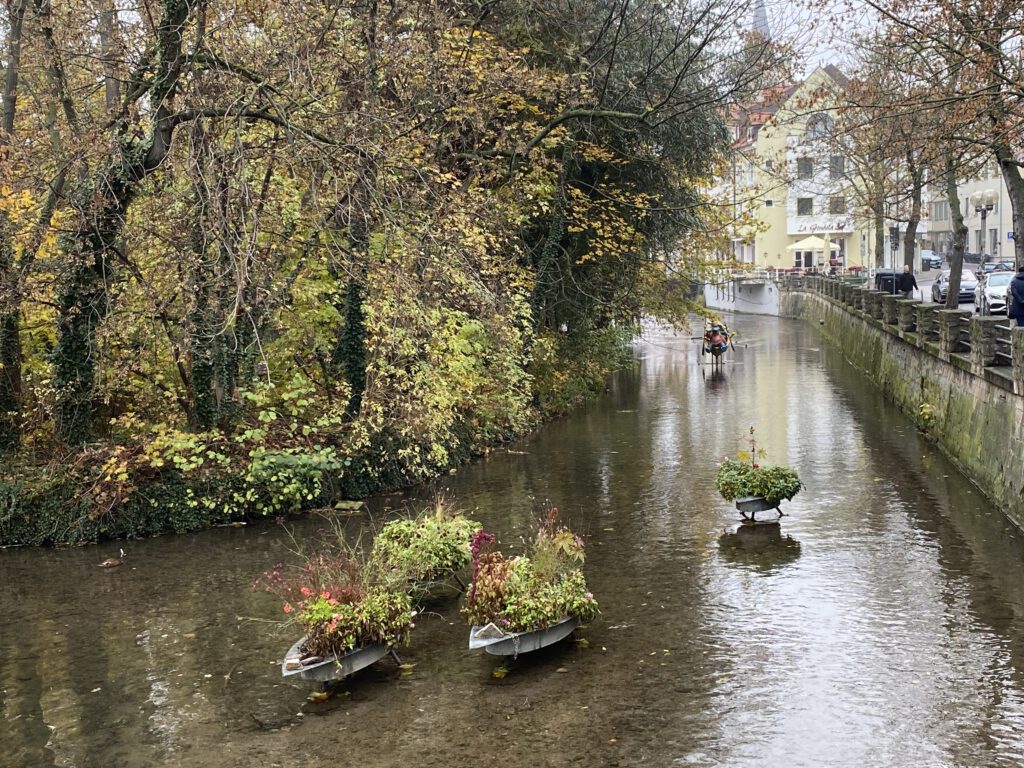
[726,65,874,272]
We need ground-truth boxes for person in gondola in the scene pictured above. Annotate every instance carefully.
[705,323,729,353]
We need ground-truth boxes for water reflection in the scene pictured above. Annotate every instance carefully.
[717,523,802,573]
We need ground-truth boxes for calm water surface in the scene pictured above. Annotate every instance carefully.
[5,315,1024,767]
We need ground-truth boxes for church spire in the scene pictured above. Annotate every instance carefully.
[752,0,770,39]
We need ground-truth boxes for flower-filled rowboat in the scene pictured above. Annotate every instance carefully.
[462,509,598,658]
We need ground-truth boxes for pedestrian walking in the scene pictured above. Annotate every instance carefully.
[897,264,919,299]
[1009,264,1024,327]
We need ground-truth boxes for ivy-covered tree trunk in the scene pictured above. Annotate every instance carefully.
[52,0,193,444]
[331,0,377,419]
[0,0,27,451]
[0,240,20,450]
[335,277,367,417]
[532,143,575,332]
[53,169,134,444]
[187,190,216,430]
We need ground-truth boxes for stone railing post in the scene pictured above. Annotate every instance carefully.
[850,284,863,308]
[896,299,918,332]
[881,294,899,326]
[916,304,937,348]
[852,286,867,313]
[864,291,884,320]
[970,316,1004,374]
[1013,327,1024,396]
[937,309,971,357]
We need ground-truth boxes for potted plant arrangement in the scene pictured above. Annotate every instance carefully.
[256,547,414,683]
[715,426,802,523]
[367,500,480,590]
[463,508,599,657]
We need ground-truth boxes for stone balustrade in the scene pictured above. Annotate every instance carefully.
[787,278,1020,394]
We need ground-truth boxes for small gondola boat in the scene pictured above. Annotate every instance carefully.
[735,494,784,525]
[468,616,579,657]
[281,637,394,683]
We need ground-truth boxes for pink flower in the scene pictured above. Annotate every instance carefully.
[299,587,312,597]
[320,591,331,600]
[585,592,594,600]
[283,603,293,614]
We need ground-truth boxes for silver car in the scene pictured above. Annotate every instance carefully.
[931,269,978,304]
[975,271,1012,315]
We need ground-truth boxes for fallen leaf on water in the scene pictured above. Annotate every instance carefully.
[575,638,590,648]
[556,667,568,673]
[307,690,331,703]
[492,666,509,679]
[609,738,619,745]
[399,663,416,677]
[90,687,101,693]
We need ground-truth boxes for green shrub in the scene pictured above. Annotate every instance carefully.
[368,502,480,583]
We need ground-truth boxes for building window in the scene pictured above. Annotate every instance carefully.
[797,198,813,216]
[991,228,998,255]
[806,113,833,141]
[830,155,845,180]
[765,199,774,207]
[931,200,949,220]
[829,196,847,215]
[797,158,813,179]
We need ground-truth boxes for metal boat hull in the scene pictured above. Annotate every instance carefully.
[469,616,579,656]
[281,637,389,683]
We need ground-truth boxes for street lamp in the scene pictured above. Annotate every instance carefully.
[970,189,997,271]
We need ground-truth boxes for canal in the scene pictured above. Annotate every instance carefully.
[5,315,1024,767]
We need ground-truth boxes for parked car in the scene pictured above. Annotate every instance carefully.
[931,269,978,304]
[975,270,1013,315]
[924,252,942,269]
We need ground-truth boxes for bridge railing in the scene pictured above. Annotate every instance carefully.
[784,275,1024,395]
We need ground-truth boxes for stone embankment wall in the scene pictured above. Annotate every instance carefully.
[780,277,1024,528]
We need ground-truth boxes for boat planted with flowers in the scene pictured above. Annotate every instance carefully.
[281,636,395,683]
[468,616,579,657]
[463,511,598,659]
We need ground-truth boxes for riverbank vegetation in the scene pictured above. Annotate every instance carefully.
[0,0,783,545]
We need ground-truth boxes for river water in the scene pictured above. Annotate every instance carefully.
[5,315,1024,768]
